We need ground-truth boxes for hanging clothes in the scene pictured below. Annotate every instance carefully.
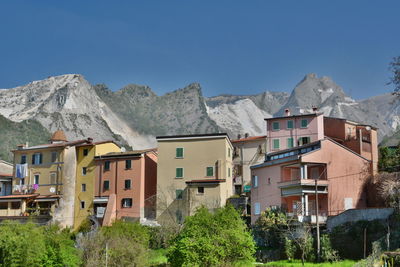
[16,163,28,178]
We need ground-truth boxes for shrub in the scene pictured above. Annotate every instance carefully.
[167,205,256,266]
[320,234,340,262]
[284,237,296,260]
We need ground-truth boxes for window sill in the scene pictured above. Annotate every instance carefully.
[175,177,183,179]
[175,157,184,159]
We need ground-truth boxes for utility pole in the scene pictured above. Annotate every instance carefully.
[315,178,320,261]
[105,242,108,267]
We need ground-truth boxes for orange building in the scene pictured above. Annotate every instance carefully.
[94,149,157,225]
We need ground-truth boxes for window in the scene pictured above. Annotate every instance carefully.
[20,178,25,185]
[125,160,132,169]
[287,138,294,148]
[176,148,184,158]
[197,187,204,194]
[254,202,261,215]
[298,137,311,146]
[20,155,26,164]
[206,167,214,177]
[252,175,258,188]
[80,201,85,209]
[51,151,57,163]
[301,119,308,128]
[272,121,280,131]
[122,198,133,208]
[176,189,183,200]
[267,178,271,185]
[228,168,231,177]
[82,167,87,176]
[83,149,89,156]
[176,210,183,224]
[34,174,39,185]
[32,153,42,165]
[287,120,294,129]
[50,172,57,184]
[104,161,110,171]
[273,139,280,150]
[103,180,110,191]
[81,184,86,192]
[11,202,21,210]
[0,203,7,209]
[176,168,184,178]
[124,179,131,189]
[228,148,231,157]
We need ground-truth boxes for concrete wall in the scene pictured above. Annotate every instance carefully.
[327,208,394,230]
[0,160,12,175]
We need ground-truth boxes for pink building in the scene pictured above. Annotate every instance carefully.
[94,149,157,225]
[251,111,378,224]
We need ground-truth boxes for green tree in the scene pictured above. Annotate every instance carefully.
[80,220,149,267]
[379,146,400,172]
[167,205,256,267]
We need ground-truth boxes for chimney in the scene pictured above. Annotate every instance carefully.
[312,106,318,113]
[17,144,26,150]
[245,133,249,138]
[237,134,241,140]
[285,109,291,116]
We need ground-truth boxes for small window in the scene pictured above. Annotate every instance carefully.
[206,167,214,177]
[124,179,131,189]
[103,180,110,191]
[34,174,39,185]
[301,119,308,128]
[287,120,294,129]
[82,167,87,176]
[254,202,261,215]
[20,178,25,185]
[176,168,184,178]
[20,155,26,164]
[267,178,271,185]
[228,148,231,157]
[252,175,258,188]
[176,189,183,200]
[272,121,280,131]
[11,202,21,210]
[176,148,184,158]
[298,137,311,146]
[176,210,183,224]
[83,149,89,156]
[51,151,57,163]
[80,201,85,209]
[104,161,110,171]
[122,198,133,208]
[228,168,231,177]
[125,160,132,169]
[273,139,280,150]
[0,203,7,209]
[81,184,86,192]
[32,153,42,165]
[287,138,294,148]
[197,187,204,194]
[50,172,57,184]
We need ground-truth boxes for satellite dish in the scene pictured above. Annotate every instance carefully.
[49,187,56,193]
[121,147,126,152]
[366,126,371,131]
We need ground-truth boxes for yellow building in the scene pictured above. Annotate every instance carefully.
[156,133,233,224]
[0,130,120,229]
[74,141,120,229]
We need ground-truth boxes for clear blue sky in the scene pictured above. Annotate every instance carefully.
[0,1,399,99]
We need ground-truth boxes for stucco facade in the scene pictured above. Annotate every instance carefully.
[251,113,378,224]
[94,149,157,226]
[156,134,233,224]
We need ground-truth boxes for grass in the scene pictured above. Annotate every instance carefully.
[148,248,168,266]
[262,259,356,267]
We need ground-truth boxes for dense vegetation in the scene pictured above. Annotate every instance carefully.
[0,115,50,162]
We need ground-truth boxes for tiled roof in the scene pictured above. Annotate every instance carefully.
[0,194,39,199]
[0,173,12,177]
[94,148,157,159]
[231,136,266,143]
[50,130,67,142]
[13,139,92,151]
[186,179,226,184]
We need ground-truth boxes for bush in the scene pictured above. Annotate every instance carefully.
[80,220,149,267]
[284,237,296,260]
[146,223,180,249]
[320,234,340,262]
[167,205,256,266]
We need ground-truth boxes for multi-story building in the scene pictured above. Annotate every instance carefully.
[0,130,120,229]
[250,110,378,224]
[156,133,233,224]
[93,149,157,226]
[0,160,13,196]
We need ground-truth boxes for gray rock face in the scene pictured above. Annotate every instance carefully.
[0,73,398,150]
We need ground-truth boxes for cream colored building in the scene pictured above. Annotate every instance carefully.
[156,133,234,224]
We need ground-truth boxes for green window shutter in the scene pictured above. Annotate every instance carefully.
[176,148,184,158]
[301,119,308,128]
[287,138,294,148]
[287,120,294,129]
[176,168,183,178]
[125,160,132,169]
[272,121,280,130]
[176,189,183,200]
[206,167,214,177]
[273,139,280,149]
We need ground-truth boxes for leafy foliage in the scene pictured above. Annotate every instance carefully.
[0,221,80,267]
[320,234,340,262]
[378,146,400,172]
[80,220,149,267]
[167,205,256,267]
